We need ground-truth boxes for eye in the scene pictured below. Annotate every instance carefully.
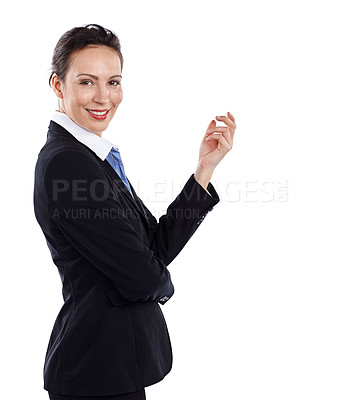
[80,80,93,86]
[108,80,121,86]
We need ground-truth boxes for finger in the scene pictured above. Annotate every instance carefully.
[216,114,236,129]
[208,127,233,146]
[227,112,236,137]
[206,126,225,134]
[217,114,236,142]
[204,119,216,139]
[205,133,232,152]
[227,111,235,123]
[223,128,233,145]
[205,133,228,146]
[208,125,233,144]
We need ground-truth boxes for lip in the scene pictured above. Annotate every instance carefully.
[86,108,111,120]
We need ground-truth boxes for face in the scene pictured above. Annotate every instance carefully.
[51,45,123,137]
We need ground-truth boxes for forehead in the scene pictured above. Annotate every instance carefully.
[68,45,121,76]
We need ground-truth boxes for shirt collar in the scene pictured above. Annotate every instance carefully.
[51,110,118,160]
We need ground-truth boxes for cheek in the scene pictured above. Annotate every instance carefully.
[70,88,93,108]
[111,89,123,105]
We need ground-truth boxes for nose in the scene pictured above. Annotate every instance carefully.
[93,84,109,105]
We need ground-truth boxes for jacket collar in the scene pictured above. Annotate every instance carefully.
[51,110,116,160]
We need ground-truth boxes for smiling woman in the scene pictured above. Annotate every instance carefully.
[34,23,235,400]
[51,45,123,136]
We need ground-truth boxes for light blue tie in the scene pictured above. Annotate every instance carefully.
[106,147,133,197]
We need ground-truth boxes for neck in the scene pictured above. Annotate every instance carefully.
[57,108,103,137]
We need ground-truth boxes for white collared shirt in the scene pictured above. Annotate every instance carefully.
[51,110,117,160]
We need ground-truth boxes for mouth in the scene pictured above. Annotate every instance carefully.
[86,108,111,120]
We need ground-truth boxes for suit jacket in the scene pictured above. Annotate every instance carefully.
[33,120,220,396]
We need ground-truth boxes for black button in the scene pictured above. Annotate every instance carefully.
[159,296,169,304]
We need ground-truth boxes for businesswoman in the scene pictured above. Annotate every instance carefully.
[34,24,236,400]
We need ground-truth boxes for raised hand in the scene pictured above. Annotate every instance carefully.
[200,111,236,169]
[194,111,236,190]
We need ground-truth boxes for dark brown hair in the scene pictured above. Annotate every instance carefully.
[49,24,123,86]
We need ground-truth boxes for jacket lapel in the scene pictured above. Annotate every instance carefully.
[102,160,149,225]
[127,177,150,220]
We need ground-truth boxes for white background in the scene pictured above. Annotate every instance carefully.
[1,1,341,399]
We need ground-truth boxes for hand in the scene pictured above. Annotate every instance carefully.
[199,111,236,171]
[194,112,236,190]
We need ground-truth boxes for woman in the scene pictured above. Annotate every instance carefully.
[34,24,236,400]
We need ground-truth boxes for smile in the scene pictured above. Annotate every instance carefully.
[86,109,111,120]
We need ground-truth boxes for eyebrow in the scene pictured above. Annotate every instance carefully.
[76,73,122,79]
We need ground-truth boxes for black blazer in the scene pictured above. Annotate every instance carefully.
[34,121,220,396]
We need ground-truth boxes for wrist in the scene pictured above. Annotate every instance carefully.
[194,163,214,191]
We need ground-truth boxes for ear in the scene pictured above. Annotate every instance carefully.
[51,73,64,99]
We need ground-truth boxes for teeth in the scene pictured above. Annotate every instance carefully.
[88,109,108,116]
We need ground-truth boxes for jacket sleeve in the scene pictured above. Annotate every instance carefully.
[141,174,220,266]
[44,150,174,305]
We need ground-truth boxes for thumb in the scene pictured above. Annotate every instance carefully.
[204,119,216,139]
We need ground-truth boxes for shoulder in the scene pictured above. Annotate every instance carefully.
[40,149,112,208]
[44,150,106,185]
[35,121,104,180]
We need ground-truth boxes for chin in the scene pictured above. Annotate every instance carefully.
[90,121,111,134]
